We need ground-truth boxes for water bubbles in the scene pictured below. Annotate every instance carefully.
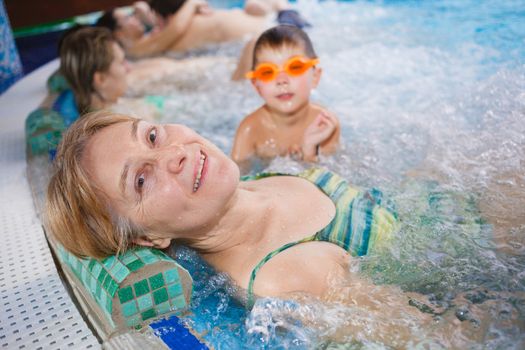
[114,0,525,347]
[246,298,315,349]
[455,307,471,321]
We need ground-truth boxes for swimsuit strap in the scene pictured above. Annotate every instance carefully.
[244,168,332,308]
[242,167,397,309]
[246,234,317,309]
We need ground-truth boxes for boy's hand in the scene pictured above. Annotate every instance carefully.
[302,111,338,161]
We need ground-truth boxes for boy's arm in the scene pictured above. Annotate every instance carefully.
[127,0,203,57]
[231,118,257,163]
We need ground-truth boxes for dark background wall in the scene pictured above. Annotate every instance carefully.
[5,0,133,29]
[5,0,134,75]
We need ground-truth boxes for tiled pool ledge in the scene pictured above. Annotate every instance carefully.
[1,60,208,349]
[0,60,100,349]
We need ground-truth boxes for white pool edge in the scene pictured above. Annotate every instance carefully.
[0,59,101,349]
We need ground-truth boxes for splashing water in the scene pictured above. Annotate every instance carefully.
[128,0,525,348]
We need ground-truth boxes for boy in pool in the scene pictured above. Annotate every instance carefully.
[231,25,340,164]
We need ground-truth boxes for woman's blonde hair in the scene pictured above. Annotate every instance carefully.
[45,111,144,259]
[59,27,116,115]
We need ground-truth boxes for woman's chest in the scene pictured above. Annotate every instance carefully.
[277,184,334,236]
[250,178,337,261]
[214,177,338,289]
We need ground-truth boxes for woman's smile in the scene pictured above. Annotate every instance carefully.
[193,150,207,192]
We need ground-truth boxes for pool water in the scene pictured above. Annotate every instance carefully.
[140,0,525,348]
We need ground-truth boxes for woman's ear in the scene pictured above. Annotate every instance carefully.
[133,236,171,249]
[151,238,171,249]
[133,236,154,247]
[92,71,106,91]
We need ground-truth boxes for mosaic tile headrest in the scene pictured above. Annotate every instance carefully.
[57,245,193,329]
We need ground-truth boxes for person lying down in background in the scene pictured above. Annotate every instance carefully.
[56,26,228,121]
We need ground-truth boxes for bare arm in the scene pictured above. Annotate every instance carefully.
[127,0,203,57]
[251,244,436,346]
[127,57,181,85]
[252,243,350,300]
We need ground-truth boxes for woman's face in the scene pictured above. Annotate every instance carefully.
[96,43,129,102]
[82,119,240,239]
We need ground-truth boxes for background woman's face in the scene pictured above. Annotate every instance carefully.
[82,119,240,238]
[96,43,129,102]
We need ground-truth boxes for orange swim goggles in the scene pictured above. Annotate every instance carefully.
[245,56,320,82]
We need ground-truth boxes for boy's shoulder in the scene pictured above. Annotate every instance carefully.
[309,103,341,123]
[238,106,267,129]
[310,102,330,114]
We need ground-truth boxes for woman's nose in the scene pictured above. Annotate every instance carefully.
[163,145,186,174]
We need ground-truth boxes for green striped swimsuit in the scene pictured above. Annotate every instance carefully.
[241,168,398,308]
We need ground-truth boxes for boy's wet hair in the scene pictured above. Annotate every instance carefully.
[150,0,186,19]
[252,25,317,68]
[95,9,118,31]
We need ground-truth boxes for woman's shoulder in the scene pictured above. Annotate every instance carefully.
[253,240,350,299]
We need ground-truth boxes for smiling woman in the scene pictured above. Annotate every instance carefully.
[46,110,395,295]
[79,114,240,250]
[47,111,503,346]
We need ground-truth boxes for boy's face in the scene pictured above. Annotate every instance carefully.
[252,45,322,115]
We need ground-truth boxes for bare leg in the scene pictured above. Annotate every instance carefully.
[231,38,257,81]
[244,0,289,16]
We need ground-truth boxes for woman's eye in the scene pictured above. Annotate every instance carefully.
[148,128,157,144]
[137,174,145,190]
